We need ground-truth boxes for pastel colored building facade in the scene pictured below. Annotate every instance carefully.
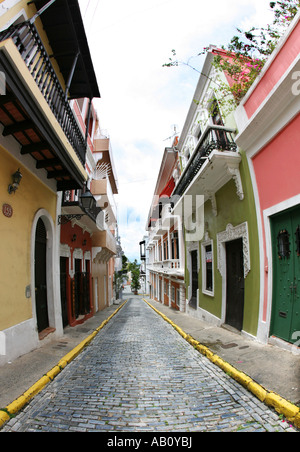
[173,47,260,337]
[59,103,119,327]
[145,47,261,340]
[90,135,119,311]
[146,138,186,312]
[0,0,120,364]
[235,12,300,349]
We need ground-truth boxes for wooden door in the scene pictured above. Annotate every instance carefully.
[225,238,245,331]
[60,257,69,327]
[74,258,81,318]
[190,250,198,309]
[35,218,49,333]
[270,206,300,344]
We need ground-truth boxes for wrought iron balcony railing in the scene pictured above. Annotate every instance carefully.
[0,21,87,164]
[60,189,101,225]
[173,126,237,198]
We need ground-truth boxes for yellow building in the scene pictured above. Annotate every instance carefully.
[0,0,100,363]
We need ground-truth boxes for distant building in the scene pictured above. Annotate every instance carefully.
[145,137,186,311]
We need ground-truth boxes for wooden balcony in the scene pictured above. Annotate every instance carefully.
[0,20,91,190]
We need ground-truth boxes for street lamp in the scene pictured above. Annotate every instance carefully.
[80,189,94,210]
[8,168,22,194]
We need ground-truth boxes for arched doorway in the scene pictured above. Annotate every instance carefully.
[34,217,49,333]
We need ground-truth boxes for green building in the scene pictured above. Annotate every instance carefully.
[173,46,260,339]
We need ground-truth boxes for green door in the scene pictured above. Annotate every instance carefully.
[270,206,300,344]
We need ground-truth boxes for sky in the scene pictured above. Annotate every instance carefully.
[78,0,274,262]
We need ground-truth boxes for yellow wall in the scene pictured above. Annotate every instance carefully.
[0,148,57,330]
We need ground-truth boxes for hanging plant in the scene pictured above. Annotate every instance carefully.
[163,1,300,112]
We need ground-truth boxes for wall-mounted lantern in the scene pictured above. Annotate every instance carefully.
[80,189,95,210]
[58,186,100,225]
[8,168,22,194]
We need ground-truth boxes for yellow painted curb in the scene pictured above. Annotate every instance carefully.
[247,381,267,402]
[143,299,300,429]
[265,393,300,420]
[294,413,300,429]
[0,411,10,425]
[47,365,62,381]
[0,300,127,429]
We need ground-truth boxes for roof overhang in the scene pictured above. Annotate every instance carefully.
[30,0,100,100]
[0,40,87,190]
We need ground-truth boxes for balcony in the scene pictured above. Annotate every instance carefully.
[92,228,117,263]
[173,125,240,201]
[90,178,117,225]
[60,189,102,232]
[0,18,95,190]
[148,259,183,278]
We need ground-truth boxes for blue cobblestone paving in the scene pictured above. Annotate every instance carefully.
[1,298,297,432]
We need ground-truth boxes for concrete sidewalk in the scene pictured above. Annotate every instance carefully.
[0,303,121,408]
[143,296,300,406]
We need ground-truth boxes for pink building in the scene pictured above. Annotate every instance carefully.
[235,12,300,349]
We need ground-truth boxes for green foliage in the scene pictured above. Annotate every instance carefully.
[163,1,300,111]
[128,259,141,293]
[113,255,129,297]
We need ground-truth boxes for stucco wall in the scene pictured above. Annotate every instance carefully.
[187,151,260,336]
[0,147,56,330]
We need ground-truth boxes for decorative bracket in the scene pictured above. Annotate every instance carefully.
[226,165,244,200]
[58,214,86,225]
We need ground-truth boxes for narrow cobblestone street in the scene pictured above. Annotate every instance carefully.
[1,298,296,433]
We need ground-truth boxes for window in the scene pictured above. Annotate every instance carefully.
[158,244,162,261]
[211,98,224,126]
[205,245,213,291]
[277,229,291,259]
[201,240,214,296]
[176,288,180,307]
[171,286,175,303]
[163,239,168,260]
[171,231,179,260]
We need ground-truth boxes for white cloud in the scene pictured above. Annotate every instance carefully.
[79,0,273,261]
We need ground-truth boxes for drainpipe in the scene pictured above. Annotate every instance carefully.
[29,0,57,24]
[65,51,80,101]
[85,98,92,148]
